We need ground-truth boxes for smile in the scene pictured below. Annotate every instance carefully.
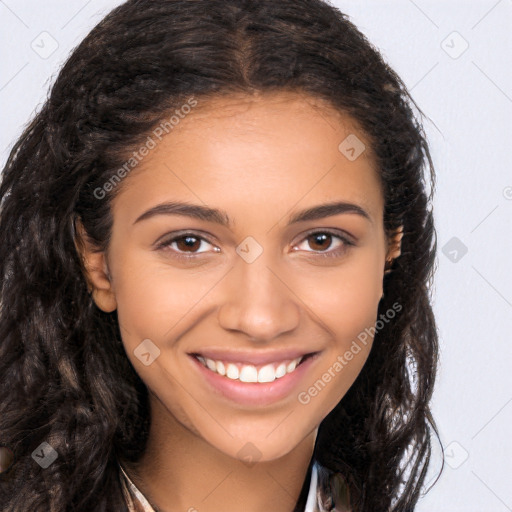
[189,351,321,406]
[194,354,306,383]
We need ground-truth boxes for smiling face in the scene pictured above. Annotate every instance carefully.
[78,91,401,463]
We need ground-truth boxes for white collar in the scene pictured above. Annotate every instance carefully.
[304,460,321,512]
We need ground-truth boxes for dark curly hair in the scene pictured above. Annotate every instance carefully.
[0,0,443,510]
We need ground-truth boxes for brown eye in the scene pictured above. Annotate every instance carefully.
[156,232,219,259]
[175,235,202,253]
[306,233,335,251]
[294,230,355,259]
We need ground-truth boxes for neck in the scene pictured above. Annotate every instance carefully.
[122,393,317,512]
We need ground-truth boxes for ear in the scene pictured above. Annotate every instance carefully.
[384,225,403,273]
[74,218,117,313]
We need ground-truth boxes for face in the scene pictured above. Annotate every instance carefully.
[79,92,401,462]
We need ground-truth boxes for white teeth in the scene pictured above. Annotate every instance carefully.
[257,363,276,383]
[196,355,305,382]
[286,360,298,373]
[275,363,287,379]
[239,365,258,383]
[216,360,226,376]
[226,363,239,380]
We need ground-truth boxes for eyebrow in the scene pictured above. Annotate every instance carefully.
[133,200,372,227]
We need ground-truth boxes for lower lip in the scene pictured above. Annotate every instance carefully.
[188,353,321,407]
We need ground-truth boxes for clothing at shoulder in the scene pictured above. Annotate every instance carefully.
[306,460,352,512]
[119,459,351,512]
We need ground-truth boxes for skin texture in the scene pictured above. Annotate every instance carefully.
[77,92,402,512]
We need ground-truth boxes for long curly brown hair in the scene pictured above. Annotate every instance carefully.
[0,0,443,510]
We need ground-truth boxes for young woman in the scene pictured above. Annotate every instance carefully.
[0,0,442,510]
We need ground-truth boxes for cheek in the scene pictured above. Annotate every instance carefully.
[110,249,211,341]
[292,253,383,411]
[307,277,380,333]
[294,312,378,428]
[297,251,384,341]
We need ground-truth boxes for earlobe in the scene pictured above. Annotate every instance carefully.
[74,218,117,313]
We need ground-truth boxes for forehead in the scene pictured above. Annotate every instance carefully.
[112,91,383,227]
[174,91,370,142]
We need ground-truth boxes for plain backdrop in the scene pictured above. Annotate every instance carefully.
[1,1,511,510]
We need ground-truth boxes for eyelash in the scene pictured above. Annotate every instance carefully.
[155,229,356,261]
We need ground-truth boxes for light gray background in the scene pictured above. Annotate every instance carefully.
[1,1,511,510]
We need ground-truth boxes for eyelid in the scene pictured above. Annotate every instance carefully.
[155,229,217,248]
[294,227,356,247]
[291,228,355,259]
[155,230,217,255]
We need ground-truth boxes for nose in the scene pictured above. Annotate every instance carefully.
[217,255,301,342]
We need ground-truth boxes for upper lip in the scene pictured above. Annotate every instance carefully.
[189,348,319,366]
